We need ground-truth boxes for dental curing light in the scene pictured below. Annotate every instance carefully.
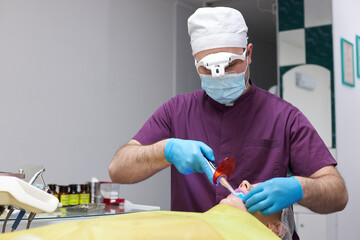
[204,156,239,196]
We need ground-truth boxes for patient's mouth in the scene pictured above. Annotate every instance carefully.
[233,189,245,199]
[235,189,245,194]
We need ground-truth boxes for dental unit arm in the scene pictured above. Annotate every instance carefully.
[0,168,59,233]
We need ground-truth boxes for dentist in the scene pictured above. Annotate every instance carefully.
[109,7,348,239]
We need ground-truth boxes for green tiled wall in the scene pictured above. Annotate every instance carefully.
[278,0,336,148]
[306,25,333,71]
[278,0,304,31]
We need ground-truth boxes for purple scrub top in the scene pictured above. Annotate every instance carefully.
[134,82,336,214]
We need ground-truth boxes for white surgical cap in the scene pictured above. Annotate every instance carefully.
[187,7,248,55]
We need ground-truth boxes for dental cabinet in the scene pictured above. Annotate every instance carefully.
[294,203,338,240]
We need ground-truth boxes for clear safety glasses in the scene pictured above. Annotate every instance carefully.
[195,50,247,77]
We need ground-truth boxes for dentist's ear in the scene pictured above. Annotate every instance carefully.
[246,43,253,64]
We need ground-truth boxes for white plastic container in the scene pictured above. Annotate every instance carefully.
[100,181,120,199]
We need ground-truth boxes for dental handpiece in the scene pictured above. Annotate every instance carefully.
[2,206,14,233]
[11,210,26,232]
[29,167,45,185]
[26,213,36,229]
[0,206,5,216]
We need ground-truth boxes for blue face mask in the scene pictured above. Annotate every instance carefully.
[200,68,247,104]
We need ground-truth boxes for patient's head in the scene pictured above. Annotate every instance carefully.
[219,180,294,239]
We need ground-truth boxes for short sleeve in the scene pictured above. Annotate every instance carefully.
[133,100,173,145]
[289,111,337,176]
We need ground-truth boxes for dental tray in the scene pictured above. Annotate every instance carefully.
[0,172,25,179]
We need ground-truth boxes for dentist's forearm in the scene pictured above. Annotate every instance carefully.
[295,166,348,214]
[109,139,171,184]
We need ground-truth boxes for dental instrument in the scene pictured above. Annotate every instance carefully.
[0,206,5,217]
[2,206,14,233]
[203,156,242,197]
[29,167,45,185]
[218,176,237,196]
[26,212,37,230]
[26,213,36,229]
[11,210,25,232]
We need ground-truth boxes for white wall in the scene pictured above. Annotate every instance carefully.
[0,0,175,210]
[332,0,360,238]
[282,65,332,148]
[278,29,306,66]
[174,1,200,95]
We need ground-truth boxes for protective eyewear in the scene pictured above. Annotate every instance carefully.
[195,50,247,77]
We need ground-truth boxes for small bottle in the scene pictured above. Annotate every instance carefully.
[48,184,59,199]
[79,184,90,204]
[58,185,69,206]
[69,184,79,206]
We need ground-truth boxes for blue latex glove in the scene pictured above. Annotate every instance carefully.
[243,177,303,215]
[164,138,215,184]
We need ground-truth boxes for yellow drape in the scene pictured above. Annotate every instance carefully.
[1,205,279,240]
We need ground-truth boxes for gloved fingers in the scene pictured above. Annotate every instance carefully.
[180,165,194,175]
[193,162,204,173]
[247,198,273,214]
[243,184,264,202]
[164,138,216,184]
[260,204,281,216]
[199,158,214,184]
[197,168,205,173]
[199,143,215,161]
[173,157,195,174]
[244,190,267,209]
[205,173,213,184]
[188,151,203,172]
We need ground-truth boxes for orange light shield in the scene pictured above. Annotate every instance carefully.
[212,157,235,185]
